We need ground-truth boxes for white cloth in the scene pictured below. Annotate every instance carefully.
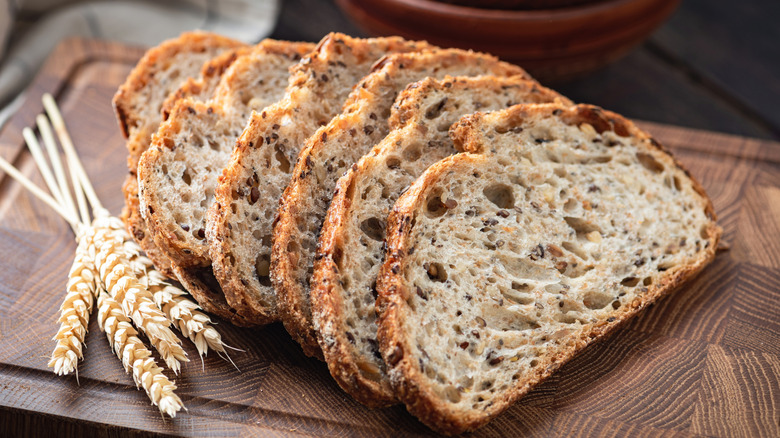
[0,0,280,127]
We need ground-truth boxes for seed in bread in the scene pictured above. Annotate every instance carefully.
[311,75,569,408]
[207,33,431,327]
[377,103,721,435]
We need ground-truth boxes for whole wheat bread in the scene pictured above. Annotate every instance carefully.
[207,33,431,326]
[377,103,722,434]
[114,32,246,279]
[311,75,569,407]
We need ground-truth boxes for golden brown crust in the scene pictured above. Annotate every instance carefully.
[377,103,722,435]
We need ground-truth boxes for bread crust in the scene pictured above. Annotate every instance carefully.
[207,33,430,328]
[377,103,722,435]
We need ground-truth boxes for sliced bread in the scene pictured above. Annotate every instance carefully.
[377,103,722,434]
[311,75,569,407]
[136,40,313,323]
[277,50,531,366]
[114,32,246,278]
[207,33,431,325]
[276,50,530,404]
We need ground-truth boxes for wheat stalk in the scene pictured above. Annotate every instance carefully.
[97,289,184,417]
[125,240,228,360]
[47,225,97,376]
[92,212,188,374]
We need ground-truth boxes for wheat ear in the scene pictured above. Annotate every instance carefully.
[97,290,184,417]
[48,225,96,376]
[125,241,228,359]
[92,213,188,374]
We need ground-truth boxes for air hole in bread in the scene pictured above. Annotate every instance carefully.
[511,281,532,292]
[483,184,514,209]
[444,385,461,403]
[425,262,447,282]
[274,144,290,173]
[529,359,539,368]
[588,155,612,164]
[621,277,640,287]
[162,164,168,174]
[360,217,385,242]
[643,276,653,286]
[564,216,602,240]
[386,156,401,169]
[562,241,588,260]
[207,137,219,151]
[425,97,448,119]
[403,144,422,162]
[583,291,612,310]
[554,167,567,178]
[255,254,271,286]
[563,198,578,213]
[673,175,682,191]
[545,150,560,163]
[636,152,664,174]
[182,169,192,186]
[612,300,621,309]
[425,194,447,218]
[332,245,344,270]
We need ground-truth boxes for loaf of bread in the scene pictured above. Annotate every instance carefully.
[377,103,721,434]
[207,33,431,325]
[311,75,569,407]
[136,40,314,323]
[113,32,246,279]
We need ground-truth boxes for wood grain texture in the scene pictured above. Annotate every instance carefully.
[0,38,778,437]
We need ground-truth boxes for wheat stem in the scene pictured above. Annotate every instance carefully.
[97,290,184,417]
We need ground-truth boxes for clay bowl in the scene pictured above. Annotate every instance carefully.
[336,0,680,81]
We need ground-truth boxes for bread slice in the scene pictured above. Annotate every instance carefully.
[310,75,569,407]
[207,33,431,325]
[114,32,246,278]
[136,41,314,324]
[377,103,722,434]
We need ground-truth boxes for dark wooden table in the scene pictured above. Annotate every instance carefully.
[1,1,778,437]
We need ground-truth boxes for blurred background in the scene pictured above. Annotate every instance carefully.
[1,0,778,140]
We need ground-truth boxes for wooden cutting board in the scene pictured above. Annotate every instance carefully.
[0,38,777,437]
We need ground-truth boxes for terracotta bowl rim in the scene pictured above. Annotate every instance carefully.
[364,0,678,21]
